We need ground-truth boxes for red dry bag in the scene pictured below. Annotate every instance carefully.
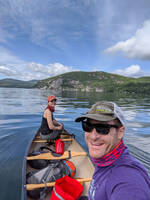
[55,139,64,155]
[50,175,83,200]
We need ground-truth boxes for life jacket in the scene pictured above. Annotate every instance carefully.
[40,105,54,135]
[63,160,76,178]
[40,111,54,135]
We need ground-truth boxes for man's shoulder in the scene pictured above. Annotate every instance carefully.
[106,154,150,199]
[114,147,140,166]
[108,150,150,185]
[111,161,145,181]
[113,148,148,176]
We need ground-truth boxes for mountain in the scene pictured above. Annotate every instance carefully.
[34,71,150,94]
[0,78,38,88]
[1,72,150,94]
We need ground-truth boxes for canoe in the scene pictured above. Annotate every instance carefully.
[22,128,94,200]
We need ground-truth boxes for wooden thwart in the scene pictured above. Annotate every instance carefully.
[26,177,92,190]
[33,138,73,143]
[27,151,87,160]
[35,130,73,140]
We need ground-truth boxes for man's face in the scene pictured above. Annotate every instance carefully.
[84,119,125,158]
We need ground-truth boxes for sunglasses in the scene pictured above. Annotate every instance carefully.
[82,121,119,135]
[50,99,57,103]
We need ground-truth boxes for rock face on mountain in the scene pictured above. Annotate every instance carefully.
[34,71,111,91]
[37,77,63,90]
[34,71,150,94]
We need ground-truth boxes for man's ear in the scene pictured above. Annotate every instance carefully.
[118,126,125,139]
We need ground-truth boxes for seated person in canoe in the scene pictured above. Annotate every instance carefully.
[40,95,63,140]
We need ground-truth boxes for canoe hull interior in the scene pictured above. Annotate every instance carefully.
[22,129,94,200]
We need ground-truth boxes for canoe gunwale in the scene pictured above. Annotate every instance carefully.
[22,128,41,200]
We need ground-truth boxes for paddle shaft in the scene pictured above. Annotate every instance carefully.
[27,151,87,160]
[35,135,70,139]
[26,177,92,190]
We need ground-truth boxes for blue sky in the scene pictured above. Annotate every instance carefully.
[0,0,150,80]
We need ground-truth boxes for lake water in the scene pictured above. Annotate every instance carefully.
[0,87,150,200]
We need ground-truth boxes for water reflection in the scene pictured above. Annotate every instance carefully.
[0,87,150,199]
[0,87,150,148]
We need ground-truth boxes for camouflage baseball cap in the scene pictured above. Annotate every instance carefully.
[75,101,125,126]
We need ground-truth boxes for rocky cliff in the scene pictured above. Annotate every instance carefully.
[34,71,150,94]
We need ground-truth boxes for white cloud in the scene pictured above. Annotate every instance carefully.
[0,44,76,80]
[105,20,150,60]
[0,62,75,80]
[0,65,18,76]
[96,0,150,47]
[113,65,143,77]
[27,62,75,79]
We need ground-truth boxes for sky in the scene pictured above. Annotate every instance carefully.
[0,0,150,81]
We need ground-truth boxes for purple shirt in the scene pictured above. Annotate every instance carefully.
[88,147,150,200]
